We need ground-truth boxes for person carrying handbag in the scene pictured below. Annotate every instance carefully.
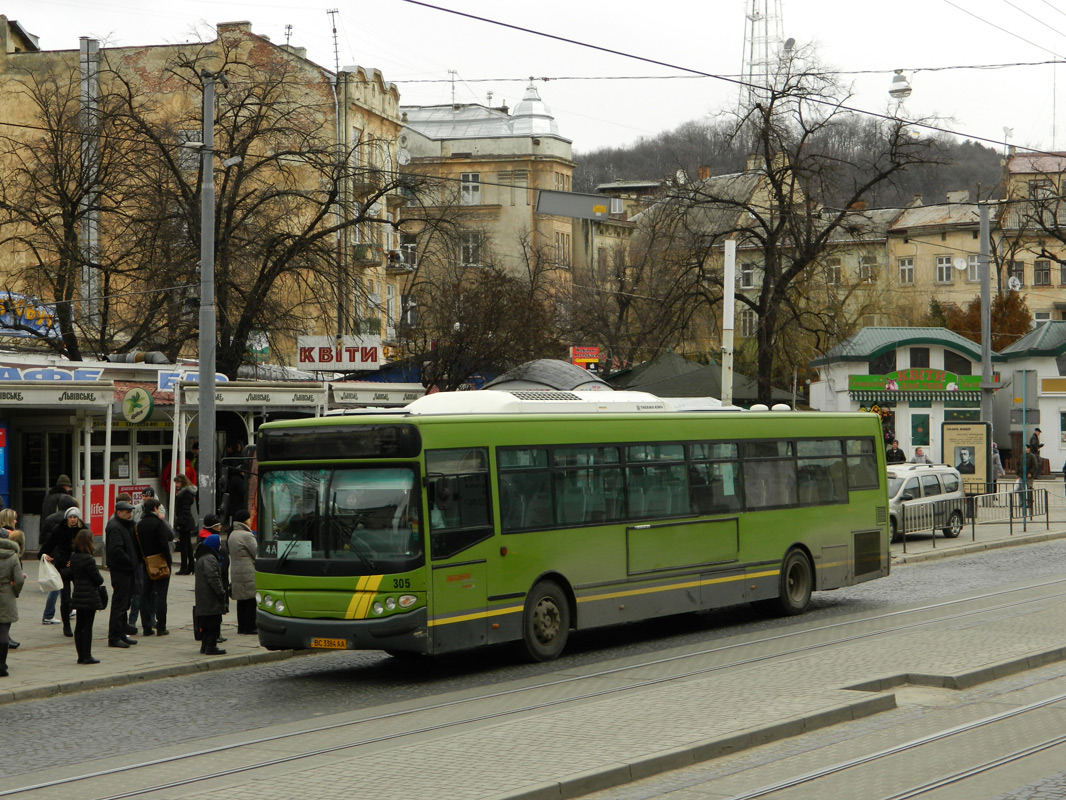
[0,530,26,677]
[135,498,174,636]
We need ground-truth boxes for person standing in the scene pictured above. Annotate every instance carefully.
[132,487,163,525]
[69,529,104,665]
[0,529,25,677]
[194,533,228,655]
[40,503,83,635]
[1017,443,1039,516]
[1030,428,1042,452]
[173,474,198,575]
[886,440,907,464]
[992,443,1006,480]
[136,498,174,636]
[42,474,75,520]
[228,510,257,635]
[105,501,139,648]
[909,447,933,464]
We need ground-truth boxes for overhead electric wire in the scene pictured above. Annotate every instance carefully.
[942,0,1062,57]
[400,0,1062,160]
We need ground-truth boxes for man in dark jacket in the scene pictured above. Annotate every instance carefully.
[42,474,75,519]
[105,501,139,648]
[136,498,174,636]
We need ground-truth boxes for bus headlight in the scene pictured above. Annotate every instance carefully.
[274,601,285,613]
[372,602,384,615]
[255,592,262,604]
[263,595,275,608]
[398,595,417,608]
[385,597,397,610]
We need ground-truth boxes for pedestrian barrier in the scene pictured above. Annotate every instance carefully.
[897,487,1049,553]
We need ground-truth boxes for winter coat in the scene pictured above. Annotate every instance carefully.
[0,537,24,623]
[136,513,174,568]
[41,519,87,572]
[42,486,74,519]
[105,514,138,576]
[174,486,198,533]
[227,522,257,601]
[69,551,105,611]
[194,543,228,616]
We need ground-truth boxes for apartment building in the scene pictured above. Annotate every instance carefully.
[399,83,576,277]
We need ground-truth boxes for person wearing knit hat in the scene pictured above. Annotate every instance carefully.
[42,474,75,520]
[194,533,228,655]
[39,503,88,634]
[199,513,222,539]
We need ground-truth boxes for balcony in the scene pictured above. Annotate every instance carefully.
[351,167,384,196]
[351,242,384,266]
[386,247,416,273]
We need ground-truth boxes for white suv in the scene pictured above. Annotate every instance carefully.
[886,463,966,543]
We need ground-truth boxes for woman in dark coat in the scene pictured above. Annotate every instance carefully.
[40,504,85,637]
[136,498,174,636]
[69,529,104,665]
[173,474,198,575]
[194,533,227,655]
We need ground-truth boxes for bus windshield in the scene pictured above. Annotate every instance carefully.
[258,466,423,573]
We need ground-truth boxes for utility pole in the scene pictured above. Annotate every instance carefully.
[979,203,994,425]
[198,70,224,519]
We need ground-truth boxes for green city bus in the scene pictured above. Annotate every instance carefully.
[254,390,889,661]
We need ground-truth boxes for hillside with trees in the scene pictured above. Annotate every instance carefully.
[574,118,1004,208]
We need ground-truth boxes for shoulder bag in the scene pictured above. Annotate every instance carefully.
[144,553,170,581]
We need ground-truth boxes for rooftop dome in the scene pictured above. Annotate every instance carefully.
[509,83,560,137]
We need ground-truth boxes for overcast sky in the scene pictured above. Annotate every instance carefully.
[5,0,1066,156]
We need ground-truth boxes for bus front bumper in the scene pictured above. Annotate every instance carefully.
[256,607,429,654]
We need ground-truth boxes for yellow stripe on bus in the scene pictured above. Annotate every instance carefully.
[427,569,781,626]
[345,575,385,620]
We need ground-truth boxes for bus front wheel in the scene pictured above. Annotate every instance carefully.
[521,580,571,662]
[754,549,813,617]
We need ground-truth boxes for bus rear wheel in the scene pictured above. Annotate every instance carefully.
[521,580,571,662]
[753,549,813,617]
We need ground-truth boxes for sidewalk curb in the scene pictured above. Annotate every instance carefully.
[0,648,316,706]
[893,527,1066,564]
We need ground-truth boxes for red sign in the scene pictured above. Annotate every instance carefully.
[570,345,600,364]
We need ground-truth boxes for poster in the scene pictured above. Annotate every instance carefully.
[941,422,991,494]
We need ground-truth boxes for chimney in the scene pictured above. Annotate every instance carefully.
[849,201,867,211]
[697,165,710,180]
[217,21,253,34]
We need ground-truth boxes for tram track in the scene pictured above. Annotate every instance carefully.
[7,576,1066,800]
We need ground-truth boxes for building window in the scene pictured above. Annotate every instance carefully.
[738,308,757,338]
[910,347,930,368]
[935,255,954,283]
[1008,260,1025,286]
[944,350,972,375]
[460,232,482,265]
[1035,260,1051,286]
[386,284,396,340]
[858,255,877,283]
[740,263,756,289]
[461,173,481,205]
[399,233,417,267]
[968,254,980,282]
[898,257,914,284]
[825,258,842,285]
[1060,263,1066,285]
[610,197,624,215]
[1029,179,1054,199]
[554,231,571,267]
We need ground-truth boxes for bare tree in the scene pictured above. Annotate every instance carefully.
[678,48,945,402]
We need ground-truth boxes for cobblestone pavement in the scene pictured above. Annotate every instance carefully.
[4,514,1066,799]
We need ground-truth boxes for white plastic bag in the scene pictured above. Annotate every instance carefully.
[39,558,63,593]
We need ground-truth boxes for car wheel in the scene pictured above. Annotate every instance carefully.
[943,509,963,538]
[890,518,900,543]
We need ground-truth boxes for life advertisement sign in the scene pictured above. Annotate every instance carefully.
[297,336,381,370]
[569,346,600,365]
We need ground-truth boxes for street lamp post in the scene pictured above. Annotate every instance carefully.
[197,70,224,518]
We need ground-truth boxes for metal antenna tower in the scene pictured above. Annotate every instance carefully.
[739,0,785,109]
[284,24,292,47]
[327,9,340,76]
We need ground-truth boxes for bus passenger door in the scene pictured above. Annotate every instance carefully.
[425,451,493,654]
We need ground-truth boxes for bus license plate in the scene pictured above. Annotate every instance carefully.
[311,637,347,649]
